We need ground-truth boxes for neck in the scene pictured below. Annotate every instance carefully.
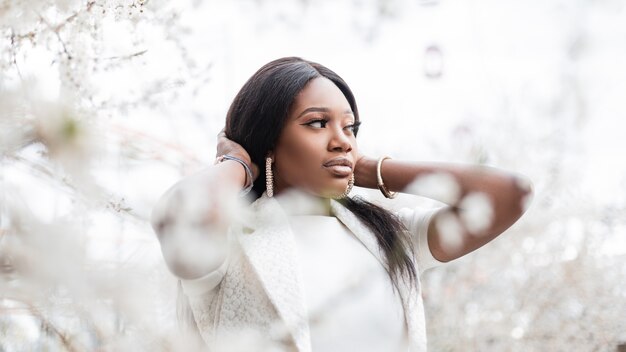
[273,188,333,216]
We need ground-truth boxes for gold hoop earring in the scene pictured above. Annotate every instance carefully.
[266,157,274,197]
[335,173,354,199]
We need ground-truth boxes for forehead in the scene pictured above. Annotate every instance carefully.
[290,77,351,115]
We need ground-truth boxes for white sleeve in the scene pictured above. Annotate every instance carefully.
[179,255,229,296]
[179,227,236,297]
[396,206,445,274]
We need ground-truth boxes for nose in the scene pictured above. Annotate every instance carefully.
[328,125,352,153]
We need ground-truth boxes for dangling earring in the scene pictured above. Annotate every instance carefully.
[335,173,355,199]
[266,156,274,197]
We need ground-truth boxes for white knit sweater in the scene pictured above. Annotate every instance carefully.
[180,192,441,351]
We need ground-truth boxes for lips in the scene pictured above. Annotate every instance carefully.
[323,157,353,177]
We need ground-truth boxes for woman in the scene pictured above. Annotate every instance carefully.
[151,57,533,351]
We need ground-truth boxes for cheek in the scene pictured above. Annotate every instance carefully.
[276,135,324,181]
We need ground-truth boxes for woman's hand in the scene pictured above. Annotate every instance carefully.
[215,128,259,181]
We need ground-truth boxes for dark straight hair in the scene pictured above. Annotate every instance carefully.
[225,57,417,289]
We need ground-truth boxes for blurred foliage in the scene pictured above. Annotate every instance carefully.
[1,0,625,351]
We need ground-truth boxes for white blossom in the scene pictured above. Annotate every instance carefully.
[434,211,464,251]
[459,192,494,235]
[406,172,462,205]
[1,0,625,350]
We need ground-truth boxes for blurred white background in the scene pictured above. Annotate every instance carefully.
[1,0,625,350]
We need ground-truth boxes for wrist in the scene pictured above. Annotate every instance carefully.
[220,152,250,165]
[225,153,259,179]
[354,156,378,189]
[376,156,398,199]
[215,155,254,195]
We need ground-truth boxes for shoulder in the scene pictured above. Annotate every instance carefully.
[395,206,439,233]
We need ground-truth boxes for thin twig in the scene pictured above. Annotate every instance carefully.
[53,1,96,32]
[6,154,145,223]
[37,13,72,60]
[109,122,200,164]
[9,31,24,80]
[0,299,80,352]
[97,49,148,61]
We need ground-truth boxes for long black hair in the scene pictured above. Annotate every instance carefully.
[225,57,417,289]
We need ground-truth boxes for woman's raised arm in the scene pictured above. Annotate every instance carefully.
[150,160,248,279]
[354,156,533,263]
[151,131,258,279]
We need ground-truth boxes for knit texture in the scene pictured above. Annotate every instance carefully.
[182,192,439,351]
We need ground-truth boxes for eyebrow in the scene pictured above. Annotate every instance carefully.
[296,107,354,120]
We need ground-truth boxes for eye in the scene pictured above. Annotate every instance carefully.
[304,119,328,128]
[346,121,362,135]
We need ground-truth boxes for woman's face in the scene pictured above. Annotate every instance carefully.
[271,77,359,198]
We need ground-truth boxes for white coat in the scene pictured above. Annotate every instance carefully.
[180,192,439,351]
